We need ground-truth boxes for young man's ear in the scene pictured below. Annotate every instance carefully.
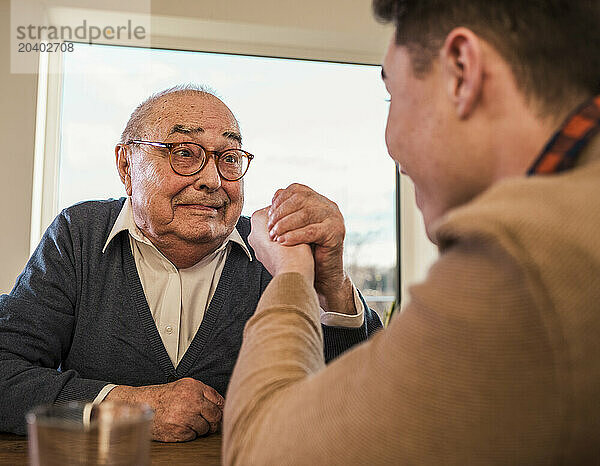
[115,144,133,196]
[440,27,483,119]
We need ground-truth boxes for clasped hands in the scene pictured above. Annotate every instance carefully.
[249,183,356,315]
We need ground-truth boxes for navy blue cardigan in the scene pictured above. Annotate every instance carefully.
[0,198,381,434]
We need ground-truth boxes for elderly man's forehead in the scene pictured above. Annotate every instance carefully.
[154,93,236,119]
[143,92,240,137]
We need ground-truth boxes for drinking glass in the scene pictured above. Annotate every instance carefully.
[27,401,153,466]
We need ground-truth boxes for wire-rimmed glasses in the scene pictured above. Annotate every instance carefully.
[126,139,254,181]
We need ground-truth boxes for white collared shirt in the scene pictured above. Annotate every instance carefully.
[95,198,364,402]
[103,198,253,366]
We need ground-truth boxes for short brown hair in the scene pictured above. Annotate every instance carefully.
[373,0,600,114]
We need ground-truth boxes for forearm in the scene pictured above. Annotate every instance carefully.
[104,384,143,402]
[103,383,159,405]
[224,271,391,464]
[318,273,355,315]
[224,272,324,463]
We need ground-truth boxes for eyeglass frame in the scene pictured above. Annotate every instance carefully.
[125,139,254,181]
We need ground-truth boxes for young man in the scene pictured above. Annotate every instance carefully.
[223,1,600,463]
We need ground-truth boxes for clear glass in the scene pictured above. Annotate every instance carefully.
[27,401,153,466]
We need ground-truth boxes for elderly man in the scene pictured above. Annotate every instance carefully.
[0,86,381,440]
[223,0,600,464]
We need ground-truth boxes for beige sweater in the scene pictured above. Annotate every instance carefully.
[223,138,600,465]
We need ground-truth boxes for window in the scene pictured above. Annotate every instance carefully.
[58,44,396,317]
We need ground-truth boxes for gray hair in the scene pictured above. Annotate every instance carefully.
[119,84,234,144]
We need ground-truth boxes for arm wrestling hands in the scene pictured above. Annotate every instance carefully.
[253,183,356,315]
[105,378,224,442]
[249,206,314,281]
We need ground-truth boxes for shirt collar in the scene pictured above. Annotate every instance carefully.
[102,197,252,261]
[526,95,600,176]
[228,225,253,260]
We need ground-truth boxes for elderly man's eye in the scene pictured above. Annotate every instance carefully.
[173,148,195,158]
[222,153,240,164]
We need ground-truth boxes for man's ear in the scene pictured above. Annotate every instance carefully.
[115,144,132,196]
[440,27,483,119]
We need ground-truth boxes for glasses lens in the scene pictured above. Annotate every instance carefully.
[170,143,205,175]
[218,150,250,180]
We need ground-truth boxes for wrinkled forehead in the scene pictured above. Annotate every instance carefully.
[142,93,240,142]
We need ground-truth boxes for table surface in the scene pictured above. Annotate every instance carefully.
[0,431,222,465]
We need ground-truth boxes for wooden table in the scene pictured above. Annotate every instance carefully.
[0,432,222,465]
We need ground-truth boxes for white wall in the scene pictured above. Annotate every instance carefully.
[0,0,38,293]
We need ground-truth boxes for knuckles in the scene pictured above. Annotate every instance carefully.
[170,424,193,439]
[299,208,311,224]
[287,182,308,192]
[174,377,202,396]
[203,405,222,423]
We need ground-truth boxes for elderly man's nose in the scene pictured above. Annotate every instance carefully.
[193,157,221,191]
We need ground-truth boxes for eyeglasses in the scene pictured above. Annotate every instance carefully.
[126,139,254,181]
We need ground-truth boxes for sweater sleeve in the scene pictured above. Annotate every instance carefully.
[321,286,382,361]
[258,265,382,362]
[223,240,563,465]
[0,211,109,435]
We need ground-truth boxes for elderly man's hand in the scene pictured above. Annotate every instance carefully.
[104,377,224,442]
[266,184,355,315]
[249,207,314,281]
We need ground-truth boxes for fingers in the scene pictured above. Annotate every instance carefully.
[268,184,326,227]
[190,380,223,435]
[249,205,317,278]
[249,207,271,253]
[269,209,320,241]
[186,411,213,437]
[196,396,223,425]
[251,207,270,233]
[202,384,225,409]
[152,424,198,442]
[269,184,322,228]
[269,203,344,249]
[122,378,225,442]
[158,378,224,440]
[270,183,311,211]
[268,185,343,247]
[171,386,222,439]
[272,223,324,246]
